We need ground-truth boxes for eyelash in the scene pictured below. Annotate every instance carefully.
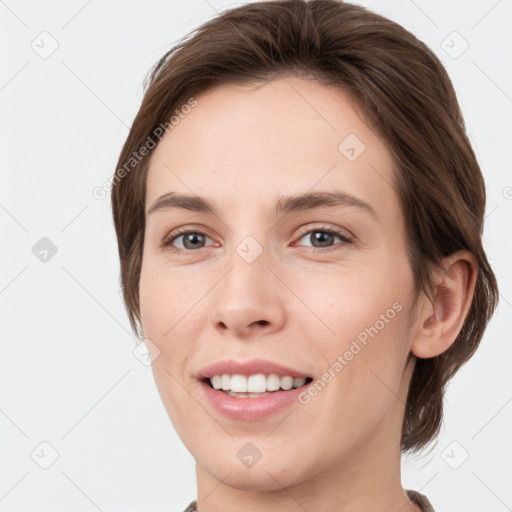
[160,225,353,254]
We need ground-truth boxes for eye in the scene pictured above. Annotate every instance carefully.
[161,228,216,251]
[294,226,353,251]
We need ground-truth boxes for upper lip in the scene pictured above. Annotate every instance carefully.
[198,359,311,379]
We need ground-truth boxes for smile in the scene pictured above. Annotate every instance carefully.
[206,373,312,397]
[197,359,314,420]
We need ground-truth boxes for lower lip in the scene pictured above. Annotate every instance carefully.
[198,380,306,420]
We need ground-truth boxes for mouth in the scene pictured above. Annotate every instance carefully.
[202,374,314,398]
[197,359,315,419]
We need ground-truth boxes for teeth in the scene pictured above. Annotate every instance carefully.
[231,375,247,392]
[225,390,270,398]
[281,376,293,391]
[211,375,222,389]
[267,374,280,391]
[221,374,230,391]
[208,373,308,393]
[247,374,266,393]
[293,377,306,388]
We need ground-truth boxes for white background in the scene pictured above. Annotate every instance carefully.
[1,0,511,510]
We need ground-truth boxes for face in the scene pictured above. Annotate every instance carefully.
[140,76,418,492]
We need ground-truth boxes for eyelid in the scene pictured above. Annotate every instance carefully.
[294,223,354,242]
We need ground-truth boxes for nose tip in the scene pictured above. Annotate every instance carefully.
[211,261,286,337]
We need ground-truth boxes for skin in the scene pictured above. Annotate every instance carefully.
[139,76,476,511]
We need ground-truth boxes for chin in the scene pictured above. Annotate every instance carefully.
[195,441,316,492]
[204,462,305,492]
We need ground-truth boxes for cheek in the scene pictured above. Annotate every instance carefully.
[139,256,206,336]
[297,259,413,405]
[139,273,171,336]
[139,264,203,433]
[138,261,200,383]
[291,256,409,340]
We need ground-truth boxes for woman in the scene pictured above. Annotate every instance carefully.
[111,1,498,510]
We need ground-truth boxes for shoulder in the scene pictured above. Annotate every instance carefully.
[182,500,197,512]
[184,495,434,511]
[406,489,436,512]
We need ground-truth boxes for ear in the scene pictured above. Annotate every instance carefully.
[411,250,477,359]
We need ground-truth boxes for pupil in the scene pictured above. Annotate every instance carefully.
[184,233,203,249]
[313,231,332,247]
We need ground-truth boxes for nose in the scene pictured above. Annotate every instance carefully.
[210,247,287,339]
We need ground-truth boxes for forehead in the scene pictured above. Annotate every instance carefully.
[145,77,398,218]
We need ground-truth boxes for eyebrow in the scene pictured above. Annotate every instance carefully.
[147,190,379,221]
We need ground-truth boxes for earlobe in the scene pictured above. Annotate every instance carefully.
[411,250,477,359]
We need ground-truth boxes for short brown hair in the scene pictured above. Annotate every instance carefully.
[111,0,499,453]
